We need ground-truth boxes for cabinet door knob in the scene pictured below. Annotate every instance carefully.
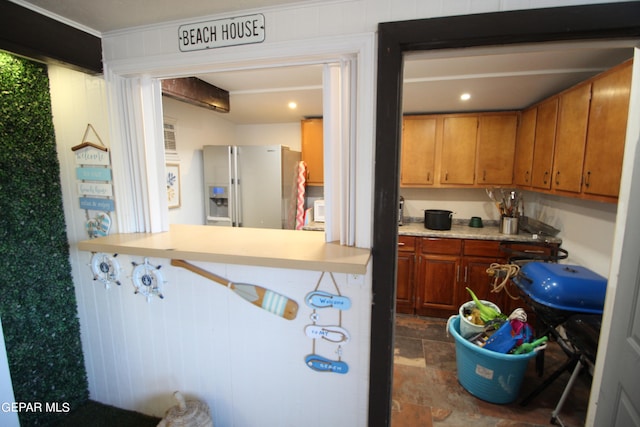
[585,171,591,188]
[555,171,560,185]
[543,170,549,184]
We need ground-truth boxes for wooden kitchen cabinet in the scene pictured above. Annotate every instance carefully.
[440,116,478,185]
[552,83,592,194]
[531,97,558,190]
[415,238,462,317]
[400,112,518,188]
[396,236,417,314]
[475,113,518,185]
[301,118,324,186]
[396,237,555,318]
[412,238,508,318]
[519,59,631,202]
[401,116,437,186]
[514,107,537,187]
[582,60,632,199]
[460,240,508,308]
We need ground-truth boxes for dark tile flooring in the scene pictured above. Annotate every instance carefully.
[392,315,592,427]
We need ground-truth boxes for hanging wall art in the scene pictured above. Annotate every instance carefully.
[90,252,121,289]
[304,272,351,374]
[166,163,181,209]
[72,124,116,238]
[131,258,166,302]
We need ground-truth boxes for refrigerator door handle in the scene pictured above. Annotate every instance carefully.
[227,146,236,227]
[233,146,242,227]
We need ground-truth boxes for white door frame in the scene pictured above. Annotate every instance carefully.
[588,46,640,427]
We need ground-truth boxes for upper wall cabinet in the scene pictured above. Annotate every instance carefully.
[538,59,632,202]
[401,116,437,186]
[531,97,558,190]
[301,118,324,186]
[582,60,632,199]
[551,83,592,194]
[400,112,517,188]
[513,107,536,187]
[440,116,478,185]
[398,59,631,201]
[476,113,518,185]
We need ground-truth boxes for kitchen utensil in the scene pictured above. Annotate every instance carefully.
[171,259,298,320]
[469,216,483,228]
[424,209,453,230]
[486,187,504,216]
[500,216,519,235]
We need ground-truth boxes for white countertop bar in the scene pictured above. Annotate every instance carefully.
[77,224,371,274]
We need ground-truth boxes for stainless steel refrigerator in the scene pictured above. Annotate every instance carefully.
[203,145,301,229]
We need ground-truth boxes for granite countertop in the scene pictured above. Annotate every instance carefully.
[399,219,562,244]
[302,221,325,232]
[302,218,561,244]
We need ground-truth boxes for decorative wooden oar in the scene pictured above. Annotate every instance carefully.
[171,259,298,320]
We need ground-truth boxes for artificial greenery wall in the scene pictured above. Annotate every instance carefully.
[0,52,88,426]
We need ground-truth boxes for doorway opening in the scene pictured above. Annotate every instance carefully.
[371,3,640,426]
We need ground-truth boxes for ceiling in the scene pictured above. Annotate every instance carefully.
[195,41,634,124]
[16,0,637,124]
[17,0,312,33]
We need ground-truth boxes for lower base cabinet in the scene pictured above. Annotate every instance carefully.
[396,236,416,313]
[396,236,557,318]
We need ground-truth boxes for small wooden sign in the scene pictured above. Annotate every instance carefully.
[79,197,115,212]
[76,167,112,181]
[179,14,265,52]
[74,146,110,166]
[78,182,114,197]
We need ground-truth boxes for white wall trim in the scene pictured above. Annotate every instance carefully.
[104,32,375,246]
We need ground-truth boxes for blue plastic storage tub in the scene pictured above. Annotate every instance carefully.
[449,316,537,404]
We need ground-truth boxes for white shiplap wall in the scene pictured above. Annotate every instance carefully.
[50,0,626,426]
[49,64,373,426]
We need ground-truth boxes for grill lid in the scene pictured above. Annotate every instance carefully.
[513,262,607,314]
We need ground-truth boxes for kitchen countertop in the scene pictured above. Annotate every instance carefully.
[398,221,562,244]
[304,218,561,244]
[77,224,371,274]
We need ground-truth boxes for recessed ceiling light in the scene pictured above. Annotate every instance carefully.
[460,93,471,101]
[288,101,297,109]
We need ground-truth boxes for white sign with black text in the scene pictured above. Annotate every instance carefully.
[179,14,265,52]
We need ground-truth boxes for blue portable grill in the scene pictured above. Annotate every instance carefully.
[513,262,607,327]
[512,262,607,424]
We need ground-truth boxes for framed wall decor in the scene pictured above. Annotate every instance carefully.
[166,163,181,209]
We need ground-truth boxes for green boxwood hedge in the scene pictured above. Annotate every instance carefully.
[0,52,88,426]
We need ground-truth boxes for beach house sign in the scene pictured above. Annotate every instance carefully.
[179,14,265,52]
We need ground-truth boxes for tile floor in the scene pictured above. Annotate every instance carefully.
[392,315,592,427]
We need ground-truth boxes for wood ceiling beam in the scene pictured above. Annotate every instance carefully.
[0,0,102,74]
[161,77,230,113]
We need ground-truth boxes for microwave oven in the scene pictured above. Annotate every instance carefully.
[313,200,325,223]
